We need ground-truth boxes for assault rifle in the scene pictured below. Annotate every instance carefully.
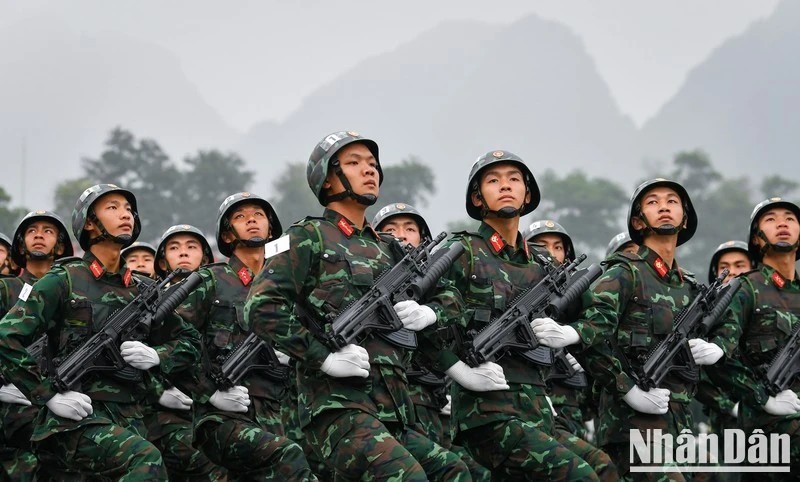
[464,254,603,367]
[548,348,588,388]
[50,269,203,392]
[322,232,465,351]
[634,269,741,390]
[765,307,800,396]
[213,332,290,389]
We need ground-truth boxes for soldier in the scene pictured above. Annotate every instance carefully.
[0,183,201,479]
[0,233,19,276]
[707,240,754,284]
[146,223,225,481]
[606,231,639,258]
[176,193,315,481]
[121,241,157,279]
[707,198,800,479]
[524,219,598,443]
[429,150,613,481]
[373,201,492,481]
[532,178,737,481]
[245,131,470,480]
[0,210,73,480]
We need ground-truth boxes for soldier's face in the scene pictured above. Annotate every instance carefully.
[0,244,8,267]
[87,193,134,239]
[124,249,155,276]
[380,216,422,247]
[620,241,639,256]
[325,143,379,199]
[160,234,205,272]
[23,221,62,258]
[755,208,799,248]
[632,187,685,232]
[224,203,270,243]
[472,163,530,214]
[534,233,566,264]
[717,251,751,282]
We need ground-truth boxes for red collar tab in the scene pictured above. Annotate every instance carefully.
[489,232,506,253]
[123,269,133,287]
[237,266,253,286]
[89,260,104,279]
[772,271,786,289]
[337,217,355,237]
[653,257,669,278]
[522,238,530,258]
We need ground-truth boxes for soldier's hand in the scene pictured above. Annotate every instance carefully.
[439,394,452,416]
[688,338,724,365]
[763,390,800,416]
[120,341,160,370]
[530,317,580,348]
[0,383,31,406]
[565,352,585,373]
[321,344,370,378]
[393,300,437,332]
[623,385,670,414]
[274,349,291,366]
[159,387,193,411]
[46,391,93,421]
[446,360,510,392]
[210,386,250,413]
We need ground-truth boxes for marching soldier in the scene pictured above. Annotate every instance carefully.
[0,233,19,276]
[606,232,639,258]
[121,241,157,279]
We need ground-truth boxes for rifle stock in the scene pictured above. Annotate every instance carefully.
[213,332,290,389]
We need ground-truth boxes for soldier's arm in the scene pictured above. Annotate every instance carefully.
[573,264,639,396]
[0,271,66,404]
[245,225,333,370]
[0,279,10,318]
[148,307,202,377]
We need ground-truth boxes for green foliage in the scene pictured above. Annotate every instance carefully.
[366,156,438,223]
[272,161,322,227]
[0,186,27,235]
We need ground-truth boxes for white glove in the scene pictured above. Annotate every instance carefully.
[46,391,93,421]
[763,389,800,416]
[530,317,580,348]
[565,352,585,373]
[0,383,31,406]
[623,385,670,414]
[440,394,452,416]
[158,387,193,411]
[730,402,739,418]
[274,349,291,366]
[120,341,160,370]
[209,386,250,413]
[321,344,370,378]
[393,300,437,332]
[445,360,510,392]
[688,338,724,366]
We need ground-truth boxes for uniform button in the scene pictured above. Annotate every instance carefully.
[323,254,329,259]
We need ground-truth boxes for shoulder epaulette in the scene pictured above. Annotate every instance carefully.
[681,269,699,288]
[53,256,84,267]
[204,262,229,269]
[292,216,324,227]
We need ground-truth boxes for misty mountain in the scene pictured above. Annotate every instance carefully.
[240,15,638,230]
[0,15,239,211]
[639,0,799,185]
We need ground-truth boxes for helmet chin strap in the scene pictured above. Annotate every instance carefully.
[756,230,800,257]
[87,212,133,247]
[636,210,687,238]
[475,190,525,219]
[323,162,377,206]
[226,222,269,252]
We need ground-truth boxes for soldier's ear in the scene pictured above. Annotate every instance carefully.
[471,191,482,208]
[158,259,167,271]
[631,216,645,230]
[55,243,65,256]
[221,230,236,244]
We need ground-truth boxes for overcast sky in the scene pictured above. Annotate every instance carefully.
[0,0,781,131]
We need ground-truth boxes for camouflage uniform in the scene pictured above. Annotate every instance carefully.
[245,208,470,481]
[707,263,800,478]
[431,223,610,481]
[0,251,202,480]
[0,271,41,481]
[176,255,315,481]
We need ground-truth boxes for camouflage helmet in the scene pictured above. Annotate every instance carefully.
[748,197,800,261]
[524,219,575,262]
[72,183,140,250]
[372,202,432,241]
[307,130,382,206]
[120,241,157,260]
[216,192,282,258]
[606,231,635,258]
[11,210,74,267]
[465,150,540,220]
[155,224,214,278]
[627,178,697,247]
[708,240,752,284]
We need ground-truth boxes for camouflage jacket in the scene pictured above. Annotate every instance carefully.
[0,270,38,318]
[244,208,463,429]
[707,263,800,430]
[430,222,556,431]
[0,252,200,435]
[572,246,730,444]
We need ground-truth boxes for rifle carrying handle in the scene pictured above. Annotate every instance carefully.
[154,272,203,322]
[407,242,465,299]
